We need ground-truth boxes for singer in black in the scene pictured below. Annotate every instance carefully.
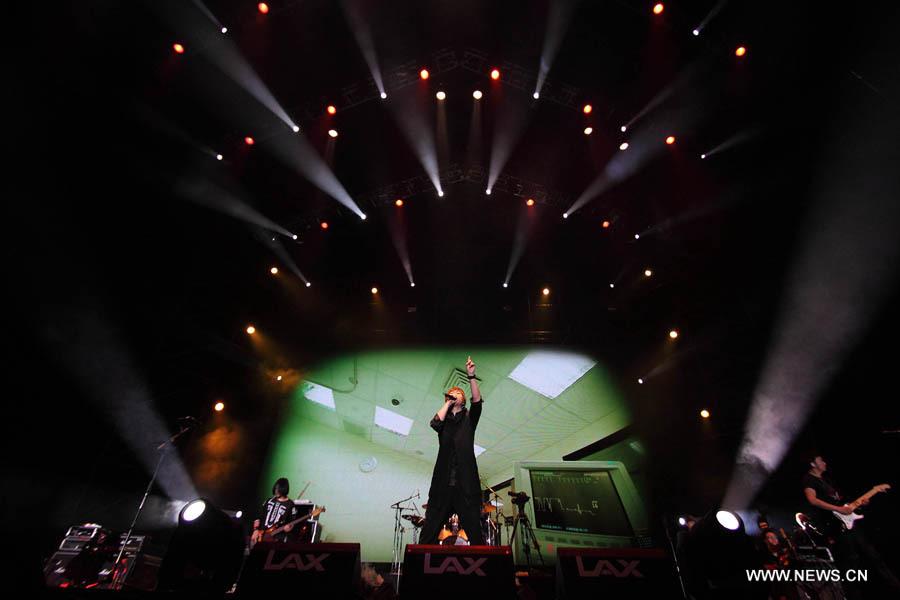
[419,356,484,546]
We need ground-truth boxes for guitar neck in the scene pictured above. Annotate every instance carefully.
[854,486,887,505]
[271,508,322,535]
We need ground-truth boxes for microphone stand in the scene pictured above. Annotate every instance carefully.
[389,490,419,593]
[111,422,196,589]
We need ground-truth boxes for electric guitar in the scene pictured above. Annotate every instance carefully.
[831,484,890,530]
[250,506,325,548]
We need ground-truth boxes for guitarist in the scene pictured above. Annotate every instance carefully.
[251,477,298,545]
[802,454,900,598]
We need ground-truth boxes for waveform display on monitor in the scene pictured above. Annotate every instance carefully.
[529,470,633,536]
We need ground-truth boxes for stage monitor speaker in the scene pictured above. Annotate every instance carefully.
[238,542,361,599]
[401,545,515,600]
[555,547,680,599]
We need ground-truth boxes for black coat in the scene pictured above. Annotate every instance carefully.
[427,401,483,503]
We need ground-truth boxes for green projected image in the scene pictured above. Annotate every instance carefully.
[530,470,632,536]
[262,348,629,562]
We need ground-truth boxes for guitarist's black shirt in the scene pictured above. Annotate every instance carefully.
[802,473,843,530]
[259,497,298,540]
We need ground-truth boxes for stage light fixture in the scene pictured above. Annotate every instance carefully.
[485,188,491,195]
[503,283,508,288]
[395,199,403,207]
[214,401,225,412]
[701,153,707,159]
[305,282,311,287]
[526,198,534,206]
[436,91,446,100]
[619,142,629,151]
[490,68,500,80]
[669,330,678,339]
[692,28,700,36]
[420,69,429,80]
[438,190,444,197]
[181,500,206,523]
[638,378,644,384]
[216,154,223,161]
[380,92,387,99]
[246,326,256,335]
[473,90,483,99]
[621,125,627,132]
[533,92,539,99]
[360,213,367,220]
[292,234,298,240]
[736,46,746,57]
[276,375,282,381]
[678,517,686,526]
[292,125,300,133]
[584,127,593,135]
[173,43,185,54]
[234,511,242,518]
[666,135,675,145]
[715,510,741,531]
[244,137,254,145]
[371,287,378,294]
[321,222,328,229]
[583,104,593,114]
[644,269,652,277]
[327,105,337,115]
[328,129,338,138]
[542,288,550,296]
[221,27,228,34]
[270,267,278,275]
[602,220,610,228]
[410,282,415,287]
[609,283,615,288]
[701,409,710,419]
[653,3,664,15]
[563,212,569,219]
[258,3,269,14]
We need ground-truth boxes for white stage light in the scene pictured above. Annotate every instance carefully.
[716,510,741,531]
[380,92,387,99]
[181,500,206,522]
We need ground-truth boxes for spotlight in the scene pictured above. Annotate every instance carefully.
[609,283,614,288]
[619,142,629,151]
[244,136,254,145]
[438,190,444,197]
[634,234,640,239]
[584,127,593,135]
[221,27,228,34]
[214,401,225,412]
[533,92,539,99]
[490,68,500,80]
[563,212,569,219]
[583,104,593,114]
[305,282,311,287]
[246,326,256,335]
[526,198,534,206]
[371,287,378,294]
[666,136,675,145]
[270,266,278,275]
[420,69,429,80]
[638,378,644,384]
[410,282,415,288]
[258,3,269,15]
[276,375,282,381]
[620,125,627,132]
[292,125,300,133]
[485,188,491,195]
[602,220,610,228]
[715,510,741,531]
[395,199,403,207]
[216,154,223,161]
[473,90,483,100]
[173,43,185,54]
[735,46,746,57]
[292,234,298,240]
[328,129,338,138]
[542,288,550,296]
[644,269,652,277]
[503,283,508,288]
[436,91,446,100]
[669,330,678,339]
[327,105,337,115]
[653,3,664,15]
[692,28,700,36]
[701,153,707,159]
[321,222,328,229]
[360,213,367,220]
[181,500,206,522]
[234,510,242,518]
[380,92,387,99]
[678,517,686,526]
[700,409,710,419]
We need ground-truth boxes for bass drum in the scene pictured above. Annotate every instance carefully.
[438,514,468,545]
[440,534,469,546]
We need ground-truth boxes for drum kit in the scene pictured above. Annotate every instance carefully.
[399,496,506,547]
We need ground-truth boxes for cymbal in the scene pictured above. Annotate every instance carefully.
[402,515,425,527]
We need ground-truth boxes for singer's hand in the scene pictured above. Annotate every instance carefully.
[466,356,476,377]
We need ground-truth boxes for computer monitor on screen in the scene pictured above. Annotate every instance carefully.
[510,461,650,566]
